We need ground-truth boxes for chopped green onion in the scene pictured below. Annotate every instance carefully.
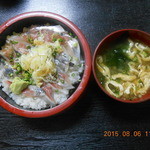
[23,78,29,81]
[16,53,21,57]
[71,73,75,77]
[55,89,59,93]
[15,71,20,74]
[10,55,13,59]
[28,37,34,44]
[69,32,73,36]
[13,63,22,72]
[60,79,65,84]
[17,66,22,72]
[56,46,61,49]
[52,51,58,57]
[13,64,17,69]
[22,71,31,79]
[78,64,82,67]
[10,40,18,44]
[29,80,33,85]
[26,45,31,49]
[10,59,13,62]
[58,38,64,42]
[9,73,13,77]
[52,38,57,42]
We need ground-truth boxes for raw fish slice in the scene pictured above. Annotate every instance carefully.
[42,85,56,103]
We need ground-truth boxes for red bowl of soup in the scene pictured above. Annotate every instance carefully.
[93,29,150,103]
[0,11,92,117]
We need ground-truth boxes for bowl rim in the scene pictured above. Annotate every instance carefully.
[0,11,92,118]
[93,28,150,103]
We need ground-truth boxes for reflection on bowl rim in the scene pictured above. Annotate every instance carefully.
[93,29,150,103]
[0,11,92,118]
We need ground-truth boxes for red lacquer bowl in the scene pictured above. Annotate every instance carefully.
[0,11,92,117]
[93,29,150,103]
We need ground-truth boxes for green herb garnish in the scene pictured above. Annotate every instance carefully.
[15,71,20,74]
[9,73,13,77]
[10,40,18,44]
[52,51,58,58]
[26,45,31,49]
[17,66,22,72]
[71,73,75,77]
[10,59,14,62]
[14,63,22,73]
[78,64,82,67]
[60,79,65,84]
[74,36,78,39]
[58,38,64,42]
[69,32,73,36]
[22,71,31,80]
[55,89,59,93]
[28,37,34,44]
[16,53,21,57]
[10,54,13,59]
[52,38,57,42]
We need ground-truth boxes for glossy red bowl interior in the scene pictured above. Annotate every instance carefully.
[93,29,150,103]
[0,11,92,117]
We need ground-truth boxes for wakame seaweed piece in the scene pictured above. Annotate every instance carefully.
[103,37,131,74]
[95,69,106,86]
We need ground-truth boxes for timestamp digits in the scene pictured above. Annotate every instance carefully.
[103,131,148,137]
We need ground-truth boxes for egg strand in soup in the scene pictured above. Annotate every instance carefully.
[96,38,150,100]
